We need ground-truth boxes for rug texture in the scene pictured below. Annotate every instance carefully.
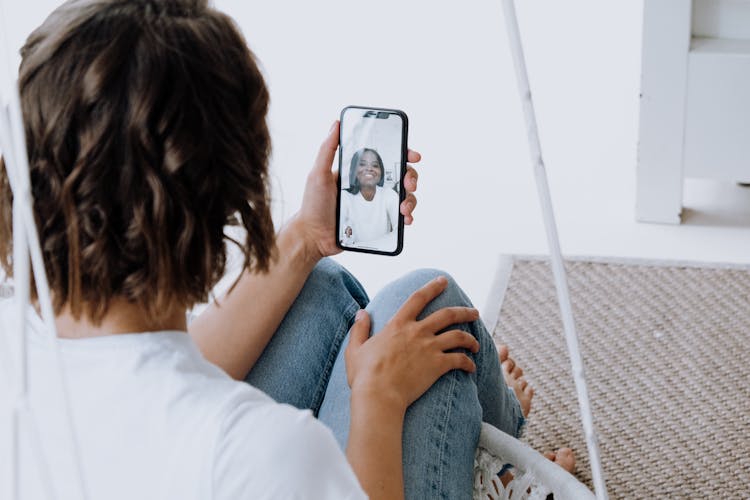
[490,257,750,499]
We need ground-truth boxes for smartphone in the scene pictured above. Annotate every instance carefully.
[336,105,408,256]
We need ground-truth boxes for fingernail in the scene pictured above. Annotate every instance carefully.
[407,201,414,211]
[329,121,337,133]
[355,309,366,321]
[435,276,447,284]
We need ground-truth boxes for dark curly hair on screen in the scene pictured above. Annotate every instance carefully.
[346,148,384,195]
[0,0,275,323]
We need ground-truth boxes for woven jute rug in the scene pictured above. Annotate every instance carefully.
[488,256,750,499]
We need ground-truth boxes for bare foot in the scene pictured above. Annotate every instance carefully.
[498,345,534,418]
[543,448,576,474]
[499,447,576,488]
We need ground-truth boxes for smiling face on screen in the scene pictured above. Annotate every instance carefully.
[356,150,383,188]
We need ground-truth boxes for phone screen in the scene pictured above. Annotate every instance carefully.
[337,106,407,255]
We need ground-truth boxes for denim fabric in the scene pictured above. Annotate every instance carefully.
[245,259,524,500]
[244,259,368,414]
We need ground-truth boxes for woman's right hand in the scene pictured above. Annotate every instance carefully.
[344,276,481,413]
[294,122,422,262]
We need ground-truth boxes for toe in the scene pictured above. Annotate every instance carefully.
[512,365,523,379]
[525,384,535,402]
[554,448,576,473]
[497,345,509,363]
[543,451,556,461]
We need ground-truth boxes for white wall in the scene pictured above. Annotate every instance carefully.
[215,0,649,305]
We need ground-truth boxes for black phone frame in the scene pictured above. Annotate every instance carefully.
[335,105,409,256]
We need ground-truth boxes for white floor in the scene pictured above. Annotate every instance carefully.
[4,1,749,317]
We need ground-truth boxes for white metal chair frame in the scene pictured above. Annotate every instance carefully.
[473,423,596,500]
[0,1,606,498]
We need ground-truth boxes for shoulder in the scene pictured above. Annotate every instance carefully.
[212,399,366,499]
[341,190,357,204]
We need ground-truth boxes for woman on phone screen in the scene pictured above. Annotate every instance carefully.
[339,148,399,247]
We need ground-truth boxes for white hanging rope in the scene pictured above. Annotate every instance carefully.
[0,106,17,388]
[500,1,608,498]
[0,1,88,498]
[11,188,29,500]
[6,195,59,500]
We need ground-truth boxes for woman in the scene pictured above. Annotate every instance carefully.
[0,1,551,498]
[340,148,399,247]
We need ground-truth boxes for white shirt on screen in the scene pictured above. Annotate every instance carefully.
[340,186,399,246]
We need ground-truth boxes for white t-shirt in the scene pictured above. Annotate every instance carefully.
[0,301,367,500]
[340,186,399,247]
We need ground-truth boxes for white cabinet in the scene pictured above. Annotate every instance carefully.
[636,0,750,224]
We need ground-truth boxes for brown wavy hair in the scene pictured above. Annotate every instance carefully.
[0,0,275,322]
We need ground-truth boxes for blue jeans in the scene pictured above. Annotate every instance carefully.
[245,259,525,499]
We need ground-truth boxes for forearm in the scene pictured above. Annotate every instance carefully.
[346,391,406,500]
[189,216,320,379]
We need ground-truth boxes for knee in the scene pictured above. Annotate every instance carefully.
[364,268,476,334]
[308,258,347,286]
[401,268,473,312]
[304,258,369,308]
[404,267,447,284]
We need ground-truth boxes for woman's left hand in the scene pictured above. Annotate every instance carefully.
[293,120,422,260]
